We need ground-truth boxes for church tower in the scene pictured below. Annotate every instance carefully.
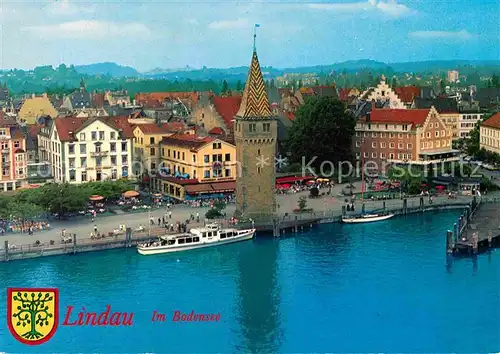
[80,78,86,92]
[234,46,277,219]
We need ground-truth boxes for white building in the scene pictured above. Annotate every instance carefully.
[358,78,407,109]
[447,70,459,83]
[38,116,135,183]
[459,112,483,138]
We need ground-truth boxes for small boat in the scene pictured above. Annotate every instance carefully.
[341,213,394,224]
[137,223,256,255]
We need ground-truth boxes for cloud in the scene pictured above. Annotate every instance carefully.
[208,19,249,30]
[46,0,95,15]
[23,21,151,39]
[409,30,476,40]
[308,0,413,18]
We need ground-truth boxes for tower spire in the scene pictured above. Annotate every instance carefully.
[253,24,260,52]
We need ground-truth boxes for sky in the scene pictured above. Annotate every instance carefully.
[0,0,498,72]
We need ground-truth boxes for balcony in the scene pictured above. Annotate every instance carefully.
[87,165,111,170]
[90,150,109,157]
[1,149,10,154]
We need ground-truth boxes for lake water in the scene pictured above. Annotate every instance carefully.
[0,210,498,353]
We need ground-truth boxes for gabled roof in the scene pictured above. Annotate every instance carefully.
[135,122,185,135]
[160,134,216,151]
[413,97,458,113]
[53,116,135,142]
[236,50,273,119]
[363,108,430,127]
[311,86,338,99]
[208,127,225,135]
[482,113,500,129]
[213,96,241,132]
[54,117,87,141]
[395,86,421,103]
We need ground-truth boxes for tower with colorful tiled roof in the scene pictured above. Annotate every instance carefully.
[234,45,277,219]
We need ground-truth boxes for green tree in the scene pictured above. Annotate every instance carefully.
[391,77,398,88]
[298,196,307,211]
[221,80,228,94]
[270,79,275,88]
[287,97,356,171]
[236,80,242,91]
[439,79,446,94]
[298,80,303,89]
[492,74,500,88]
[12,292,54,340]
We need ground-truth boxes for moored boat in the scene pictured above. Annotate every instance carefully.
[341,213,394,224]
[137,223,255,255]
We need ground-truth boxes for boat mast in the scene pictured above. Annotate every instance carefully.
[361,138,365,203]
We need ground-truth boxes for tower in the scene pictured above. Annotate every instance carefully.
[80,78,86,92]
[234,47,277,219]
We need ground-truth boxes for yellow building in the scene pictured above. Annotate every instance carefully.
[153,134,236,200]
[38,116,135,183]
[133,122,189,172]
[439,112,460,140]
[18,94,58,124]
[480,113,500,155]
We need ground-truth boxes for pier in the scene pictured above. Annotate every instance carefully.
[1,197,499,263]
[445,196,500,256]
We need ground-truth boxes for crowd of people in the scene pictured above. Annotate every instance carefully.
[0,219,51,236]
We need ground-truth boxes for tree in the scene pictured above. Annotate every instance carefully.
[439,79,446,94]
[287,97,356,172]
[12,291,54,340]
[298,196,307,211]
[270,79,275,88]
[236,80,242,91]
[221,80,228,94]
[492,74,500,88]
[298,80,303,89]
[391,77,398,88]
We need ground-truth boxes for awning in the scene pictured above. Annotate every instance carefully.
[211,181,235,193]
[276,176,315,184]
[185,181,236,195]
[185,184,214,194]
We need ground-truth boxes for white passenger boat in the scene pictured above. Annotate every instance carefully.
[137,223,256,255]
[341,213,394,224]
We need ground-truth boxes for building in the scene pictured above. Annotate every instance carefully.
[0,82,9,107]
[0,121,27,191]
[234,47,277,218]
[38,116,135,183]
[60,79,92,112]
[459,111,483,139]
[439,112,460,140]
[357,78,407,109]
[17,93,58,124]
[104,90,130,107]
[354,106,459,174]
[447,70,459,83]
[154,134,237,200]
[479,113,500,155]
[133,122,189,172]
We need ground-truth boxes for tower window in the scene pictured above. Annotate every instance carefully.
[258,149,260,155]
[257,167,261,174]
[263,123,270,132]
[249,123,256,132]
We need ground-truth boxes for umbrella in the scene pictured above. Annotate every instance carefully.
[122,190,139,198]
[89,195,104,201]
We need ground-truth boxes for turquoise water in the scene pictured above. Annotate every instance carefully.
[0,211,498,353]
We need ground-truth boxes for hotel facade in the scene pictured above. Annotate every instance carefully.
[0,122,27,191]
[479,113,500,155]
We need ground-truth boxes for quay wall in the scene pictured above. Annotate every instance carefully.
[1,197,499,263]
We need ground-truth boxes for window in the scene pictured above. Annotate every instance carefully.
[80,133,85,141]
[225,153,231,161]
[150,137,155,144]
[257,167,261,174]
[249,123,256,132]
[381,142,387,148]
[389,133,395,138]
[111,169,117,179]
[150,148,155,155]
[204,155,209,163]
[68,144,75,154]
[121,155,128,164]
[96,157,102,167]
[407,143,413,149]
[263,123,270,132]
[204,170,210,178]
[389,143,395,148]
[110,142,116,152]
[436,141,441,147]
[389,153,395,159]
[99,131,105,140]
[80,157,87,167]
[81,171,87,182]
[356,132,361,137]
[213,142,221,149]
[17,168,24,176]
[121,142,127,151]
[111,156,117,166]
[372,132,377,138]
[69,158,75,168]
[91,131,97,141]
[225,169,231,177]
[95,144,101,153]
[441,130,445,137]
[356,141,361,147]
[192,154,196,163]
[182,152,185,160]
[398,133,403,139]
[364,152,369,158]
[69,170,75,181]
[168,149,171,157]
[372,152,377,158]
[398,143,403,149]
[380,153,386,158]
[435,131,439,137]
[110,132,116,140]
[80,144,86,154]
[426,132,431,138]
[372,142,377,148]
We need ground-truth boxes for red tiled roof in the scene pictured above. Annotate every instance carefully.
[395,86,421,103]
[54,117,87,141]
[136,122,185,134]
[208,127,225,135]
[135,92,199,106]
[28,124,42,138]
[213,96,242,132]
[160,133,215,151]
[92,93,106,108]
[363,108,430,126]
[482,113,500,129]
[54,116,135,141]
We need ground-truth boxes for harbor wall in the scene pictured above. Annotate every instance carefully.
[1,197,499,263]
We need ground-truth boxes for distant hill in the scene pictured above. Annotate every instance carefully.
[74,62,139,77]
